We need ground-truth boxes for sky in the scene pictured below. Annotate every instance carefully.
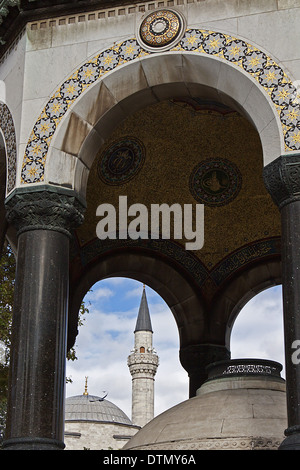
[65,278,285,421]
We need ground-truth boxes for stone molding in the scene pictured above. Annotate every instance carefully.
[128,352,159,378]
[263,154,300,209]
[128,436,283,450]
[5,185,86,238]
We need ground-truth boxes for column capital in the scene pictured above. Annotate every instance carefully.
[5,185,86,238]
[180,343,230,370]
[179,343,230,396]
[263,153,300,210]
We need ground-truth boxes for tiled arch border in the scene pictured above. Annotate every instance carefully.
[20,28,300,186]
[0,102,17,195]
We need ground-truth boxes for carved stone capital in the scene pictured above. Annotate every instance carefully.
[263,154,300,209]
[5,185,86,238]
[179,344,230,376]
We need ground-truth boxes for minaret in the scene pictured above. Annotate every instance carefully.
[127,285,159,428]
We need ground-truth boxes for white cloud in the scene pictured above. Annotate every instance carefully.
[124,285,143,299]
[230,285,285,374]
[66,279,188,419]
[85,286,114,302]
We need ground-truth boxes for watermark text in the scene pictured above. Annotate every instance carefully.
[96,196,204,251]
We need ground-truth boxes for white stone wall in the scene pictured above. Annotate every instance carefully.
[131,375,155,427]
[134,330,153,351]
[0,32,26,152]
[64,420,139,450]
[1,0,300,192]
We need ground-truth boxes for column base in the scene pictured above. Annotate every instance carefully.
[2,437,65,450]
[279,426,300,450]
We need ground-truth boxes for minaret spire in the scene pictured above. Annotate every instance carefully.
[134,283,153,333]
[127,284,159,428]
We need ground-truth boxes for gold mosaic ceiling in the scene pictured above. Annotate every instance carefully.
[76,98,280,270]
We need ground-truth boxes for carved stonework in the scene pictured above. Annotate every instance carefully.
[127,352,159,378]
[5,186,86,238]
[179,344,230,396]
[263,154,300,209]
[130,436,283,451]
[179,344,230,377]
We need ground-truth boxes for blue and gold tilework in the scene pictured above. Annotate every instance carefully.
[20,28,300,185]
[0,103,17,194]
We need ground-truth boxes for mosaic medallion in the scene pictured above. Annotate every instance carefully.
[97,137,145,185]
[138,9,185,51]
[189,159,242,207]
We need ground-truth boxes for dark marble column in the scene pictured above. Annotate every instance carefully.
[2,186,85,450]
[0,151,7,257]
[179,343,230,397]
[264,154,300,450]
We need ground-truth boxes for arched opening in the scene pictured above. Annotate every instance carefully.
[230,285,284,374]
[46,33,289,403]
[66,78,282,397]
[68,92,281,340]
[41,49,285,196]
[66,277,188,419]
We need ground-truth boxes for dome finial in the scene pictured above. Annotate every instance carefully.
[83,376,88,396]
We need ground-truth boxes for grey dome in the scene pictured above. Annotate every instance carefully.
[124,359,287,451]
[65,394,132,425]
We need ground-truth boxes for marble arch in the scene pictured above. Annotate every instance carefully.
[19,28,300,196]
[68,247,207,352]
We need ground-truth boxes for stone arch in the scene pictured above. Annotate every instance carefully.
[210,253,282,350]
[68,242,207,353]
[19,29,300,195]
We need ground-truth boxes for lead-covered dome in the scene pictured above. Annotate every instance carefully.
[124,359,287,451]
[65,394,132,426]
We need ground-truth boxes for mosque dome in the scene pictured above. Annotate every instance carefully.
[64,385,140,450]
[124,359,287,451]
[65,394,133,426]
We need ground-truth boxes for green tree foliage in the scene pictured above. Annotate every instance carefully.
[0,243,15,442]
[0,243,15,362]
[66,298,90,380]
